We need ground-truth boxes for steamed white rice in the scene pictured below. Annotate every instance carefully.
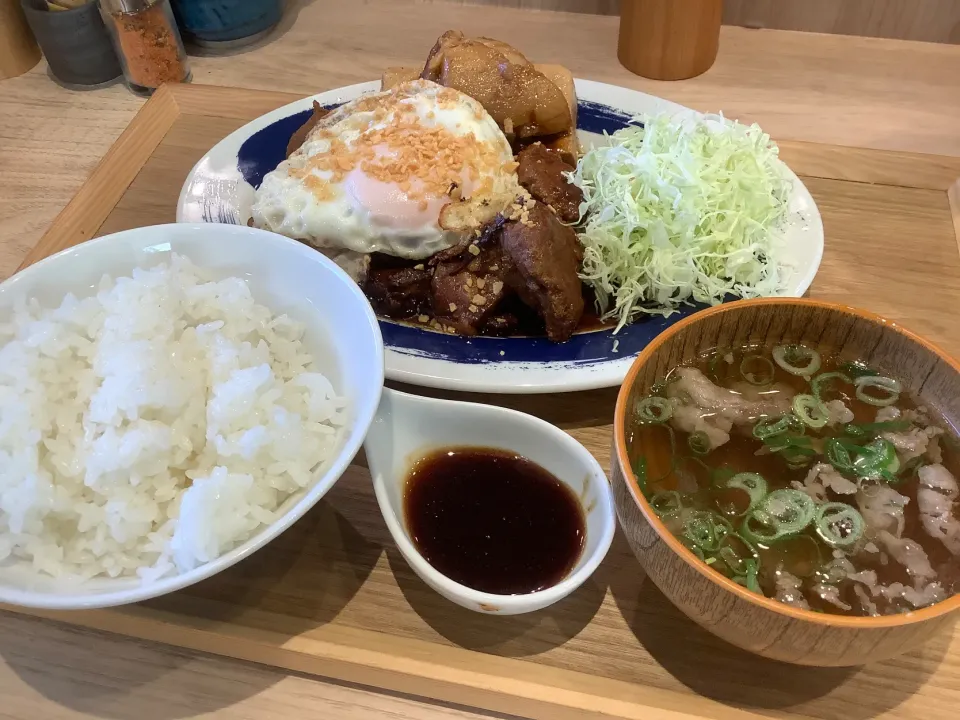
[0,254,345,584]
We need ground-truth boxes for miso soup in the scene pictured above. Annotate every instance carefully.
[629,344,960,616]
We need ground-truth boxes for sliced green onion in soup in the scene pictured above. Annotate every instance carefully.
[825,436,900,482]
[740,511,784,545]
[854,375,901,407]
[681,511,733,554]
[687,431,711,455]
[711,465,736,487]
[649,490,684,517]
[714,533,761,589]
[811,372,850,402]
[716,534,760,577]
[853,437,900,477]
[723,472,769,512]
[752,415,796,440]
[739,354,775,386]
[650,375,679,395]
[825,437,856,473]
[733,558,762,594]
[718,546,746,574]
[845,419,911,437]
[635,396,673,423]
[741,489,816,545]
[761,489,816,533]
[633,430,678,490]
[763,433,813,455]
[792,394,830,429]
[840,360,879,380]
[772,344,821,376]
[633,456,648,493]
[815,502,865,548]
[766,435,817,468]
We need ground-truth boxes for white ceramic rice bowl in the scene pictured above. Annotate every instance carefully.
[0,223,384,609]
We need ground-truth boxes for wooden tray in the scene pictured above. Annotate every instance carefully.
[9,83,960,720]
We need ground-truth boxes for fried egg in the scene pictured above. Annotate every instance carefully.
[251,80,522,278]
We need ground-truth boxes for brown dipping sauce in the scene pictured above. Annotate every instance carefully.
[403,447,586,595]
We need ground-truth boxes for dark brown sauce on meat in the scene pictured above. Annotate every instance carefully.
[404,447,586,594]
[367,252,614,337]
[377,296,613,337]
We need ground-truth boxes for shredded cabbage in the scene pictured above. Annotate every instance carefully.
[568,112,793,331]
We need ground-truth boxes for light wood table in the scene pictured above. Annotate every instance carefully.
[1,1,959,718]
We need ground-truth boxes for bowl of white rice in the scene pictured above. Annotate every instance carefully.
[0,223,384,609]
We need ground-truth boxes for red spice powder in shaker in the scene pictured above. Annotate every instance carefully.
[109,1,187,89]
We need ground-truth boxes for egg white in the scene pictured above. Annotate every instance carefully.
[251,80,517,270]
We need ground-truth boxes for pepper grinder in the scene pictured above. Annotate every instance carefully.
[618,0,724,81]
[100,0,191,96]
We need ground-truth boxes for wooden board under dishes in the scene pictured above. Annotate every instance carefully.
[8,83,960,720]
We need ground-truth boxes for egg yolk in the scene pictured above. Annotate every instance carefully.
[345,165,475,231]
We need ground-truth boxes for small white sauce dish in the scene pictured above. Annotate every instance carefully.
[0,223,384,610]
[365,388,615,615]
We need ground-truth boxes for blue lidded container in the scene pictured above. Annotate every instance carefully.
[170,0,281,46]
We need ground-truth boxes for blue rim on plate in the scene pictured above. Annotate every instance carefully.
[176,79,823,392]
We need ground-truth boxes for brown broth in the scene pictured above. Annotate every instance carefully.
[630,345,960,616]
[403,447,586,595]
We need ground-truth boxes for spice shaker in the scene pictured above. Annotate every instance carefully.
[100,0,191,96]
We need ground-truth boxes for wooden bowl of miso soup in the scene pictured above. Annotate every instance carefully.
[612,298,960,666]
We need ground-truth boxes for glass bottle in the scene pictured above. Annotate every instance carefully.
[100,0,191,96]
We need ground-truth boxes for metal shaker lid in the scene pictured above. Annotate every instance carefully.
[99,0,160,14]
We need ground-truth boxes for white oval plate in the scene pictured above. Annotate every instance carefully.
[177,79,823,394]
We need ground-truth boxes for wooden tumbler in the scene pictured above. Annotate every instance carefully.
[618,0,723,81]
[0,0,42,79]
